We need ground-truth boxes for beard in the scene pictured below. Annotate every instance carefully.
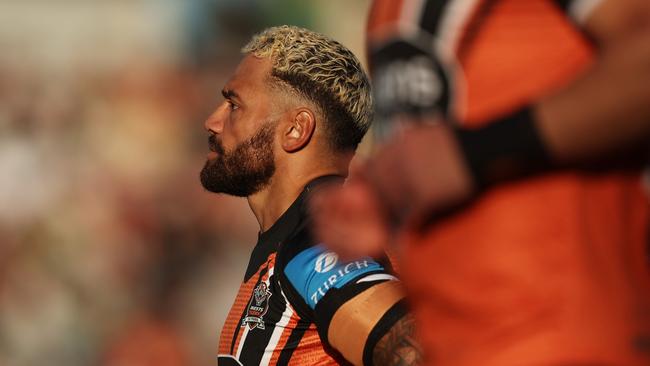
[200,122,276,197]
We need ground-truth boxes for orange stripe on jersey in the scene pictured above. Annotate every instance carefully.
[287,324,338,365]
[230,316,246,358]
[219,280,254,354]
[218,253,277,355]
[367,0,407,52]
[268,310,300,365]
[367,0,406,34]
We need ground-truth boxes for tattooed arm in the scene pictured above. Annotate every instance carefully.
[372,314,422,366]
[320,279,419,366]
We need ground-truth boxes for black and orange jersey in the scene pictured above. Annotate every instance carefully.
[368,1,650,365]
[217,176,406,366]
[368,0,603,134]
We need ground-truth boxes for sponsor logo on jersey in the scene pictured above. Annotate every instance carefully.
[242,282,272,330]
[314,252,338,273]
[284,245,384,309]
[310,260,371,306]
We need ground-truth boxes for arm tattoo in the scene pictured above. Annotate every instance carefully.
[372,314,422,366]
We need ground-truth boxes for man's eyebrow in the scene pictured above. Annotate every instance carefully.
[222,88,240,100]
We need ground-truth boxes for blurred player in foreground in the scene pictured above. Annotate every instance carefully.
[202,26,419,365]
[312,0,650,365]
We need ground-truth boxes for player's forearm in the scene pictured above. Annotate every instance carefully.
[372,314,422,366]
[536,0,650,163]
[535,28,650,165]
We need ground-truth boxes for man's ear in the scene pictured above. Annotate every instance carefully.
[281,108,316,152]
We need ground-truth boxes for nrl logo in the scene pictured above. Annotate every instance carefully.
[242,282,272,330]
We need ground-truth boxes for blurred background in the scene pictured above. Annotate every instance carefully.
[0,1,370,365]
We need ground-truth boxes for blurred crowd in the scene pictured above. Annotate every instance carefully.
[0,1,369,365]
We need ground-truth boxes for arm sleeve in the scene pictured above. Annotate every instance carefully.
[283,244,406,365]
[283,244,391,308]
[367,0,450,140]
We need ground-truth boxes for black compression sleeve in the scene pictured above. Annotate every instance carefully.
[313,277,386,343]
[454,106,551,190]
[361,299,409,366]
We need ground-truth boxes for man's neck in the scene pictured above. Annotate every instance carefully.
[247,169,343,233]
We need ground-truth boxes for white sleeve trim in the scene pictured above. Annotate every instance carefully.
[356,273,399,283]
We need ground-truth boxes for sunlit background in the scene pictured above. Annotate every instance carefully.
[0,1,370,365]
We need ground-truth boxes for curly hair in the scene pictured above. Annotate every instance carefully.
[242,25,372,151]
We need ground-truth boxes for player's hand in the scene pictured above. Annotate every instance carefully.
[311,122,475,260]
[310,173,391,261]
[363,122,475,224]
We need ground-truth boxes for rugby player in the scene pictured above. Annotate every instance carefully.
[312,1,650,365]
[201,26,420,365]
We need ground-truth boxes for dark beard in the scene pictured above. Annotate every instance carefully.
[200,122,276,197]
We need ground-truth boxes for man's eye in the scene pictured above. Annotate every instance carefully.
[227,101,239,111]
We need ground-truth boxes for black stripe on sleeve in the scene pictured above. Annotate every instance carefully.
[362,299,409,366]
[313,275,389,343]
[276,318,311,366]
[554,0,572,12]
[420,0,451,35]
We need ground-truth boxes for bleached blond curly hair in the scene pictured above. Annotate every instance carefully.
[242,25,372,151]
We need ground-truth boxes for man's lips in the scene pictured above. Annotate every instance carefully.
[208,142,219,153]
[208,135,224,155]
[207,141,222,160]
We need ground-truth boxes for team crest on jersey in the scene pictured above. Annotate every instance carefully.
[242,282,272,330]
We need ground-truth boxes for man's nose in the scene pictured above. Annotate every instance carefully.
[204,103,227,134]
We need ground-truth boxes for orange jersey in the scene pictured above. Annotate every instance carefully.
[218,176,405,365]
[218,250,340,366]
[368,0,650,365]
